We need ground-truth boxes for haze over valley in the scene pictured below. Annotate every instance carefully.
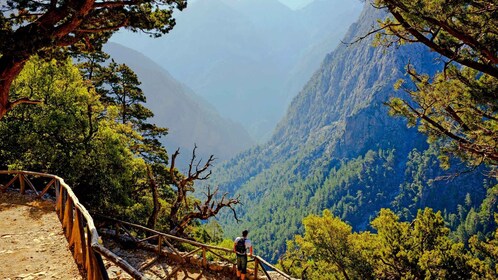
[111,0,363,142]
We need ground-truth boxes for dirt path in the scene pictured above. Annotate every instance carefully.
[103,238,237,280]
[0,191,82,280]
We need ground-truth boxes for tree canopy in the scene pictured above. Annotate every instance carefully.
[0,0,187,118]
[373,0,498,172]
[281,208,498,279]
[0,54,240,239]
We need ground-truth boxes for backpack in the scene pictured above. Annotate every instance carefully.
[235,237,246,254]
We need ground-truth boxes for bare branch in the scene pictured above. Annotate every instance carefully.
[444,105,470,131]
[342,22,401,46]
[402,100,498,162]
[434,160,481,181]
[8,98,42,110]
[170,185,241,235]
[188,144,196,176]
[168,146,228,235]
[387,7,498,78]
[170,148,180,183]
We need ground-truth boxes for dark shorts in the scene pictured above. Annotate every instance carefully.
[236,254,248,274]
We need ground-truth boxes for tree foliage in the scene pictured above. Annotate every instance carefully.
[77,52,169,164]
[281,208,498,279]
[0,55,237,240]
[0,56,146,209]
[280,210,373,280]
[0,0,187,118]
[373,0,498,172]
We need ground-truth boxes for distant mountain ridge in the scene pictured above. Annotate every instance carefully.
[103,43,254,165]
[209,3,491,262]
[111,0,363,141]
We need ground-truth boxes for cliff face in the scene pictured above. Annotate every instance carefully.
[209,3,488,262]
[271,3,437,154]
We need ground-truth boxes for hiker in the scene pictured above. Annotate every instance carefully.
[234,229,253,280]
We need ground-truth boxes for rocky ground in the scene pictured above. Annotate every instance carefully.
[0,191,81,280]
[102,238,293,280]
[103,238,237,280]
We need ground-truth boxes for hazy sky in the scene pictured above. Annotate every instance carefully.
[188,0,315,10]
[278,0,314,9]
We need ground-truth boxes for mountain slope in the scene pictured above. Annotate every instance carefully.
[210,3,491,262]
[110,0,363,140]
[103,43,254,164]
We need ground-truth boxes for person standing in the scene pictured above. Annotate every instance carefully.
[234,229,253,280]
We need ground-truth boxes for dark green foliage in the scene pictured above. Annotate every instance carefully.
[0,57,146,210]
[77,52,169,165]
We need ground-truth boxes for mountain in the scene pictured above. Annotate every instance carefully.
[110,0,363,141]
[209,3,493,262]
[103,42,254,165]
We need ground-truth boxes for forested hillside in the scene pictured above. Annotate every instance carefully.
[103,43,254,164]
[211,2,497,262]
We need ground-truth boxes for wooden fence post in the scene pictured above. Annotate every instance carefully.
[254,258,259,279]
[19,173,25,194]
[157,236,162,255]
[70,209,85,266]
[57,186,65,221]
[86,225,96,280]
[94,251,110,280]
[55,180,60,200]
[63,198,74,239]
[202,247,207,268]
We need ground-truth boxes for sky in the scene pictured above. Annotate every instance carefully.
[187,0,315,10]
[278,0,314,9]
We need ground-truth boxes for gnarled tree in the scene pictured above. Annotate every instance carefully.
[168,146,240,236]
[0,0,187,118]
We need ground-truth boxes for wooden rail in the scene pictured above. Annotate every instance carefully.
[0,170,145,280]
[98,216,293,280]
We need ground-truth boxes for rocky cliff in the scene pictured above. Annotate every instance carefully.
[209,3,489,262]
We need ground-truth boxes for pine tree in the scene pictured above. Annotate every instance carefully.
[0,0,187,118]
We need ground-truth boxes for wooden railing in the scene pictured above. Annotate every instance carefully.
[0,170,144,280]
[98,216,293,280]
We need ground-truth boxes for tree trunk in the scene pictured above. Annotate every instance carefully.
[0,55,29,119]
[146,167,160,231]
